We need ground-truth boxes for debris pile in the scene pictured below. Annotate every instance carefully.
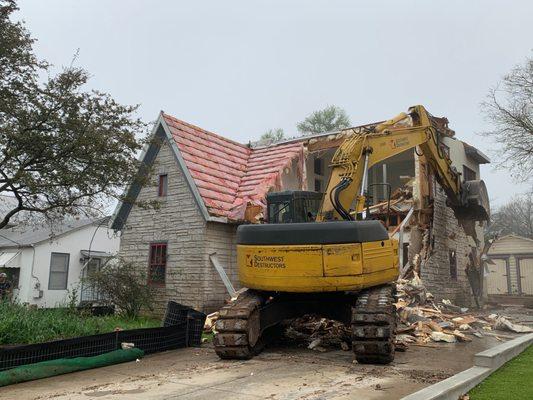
[204,277,533,352]
[282,315,352,352]
[368,180,414,222]
[394,273,533,350]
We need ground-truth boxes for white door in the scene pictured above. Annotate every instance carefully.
[487,258,509,295]
[519,258,533,295]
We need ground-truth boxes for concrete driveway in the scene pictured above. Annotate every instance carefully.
[0,336,502,400]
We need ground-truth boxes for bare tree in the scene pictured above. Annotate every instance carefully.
[481,56,533,181]
[489,193,533,239]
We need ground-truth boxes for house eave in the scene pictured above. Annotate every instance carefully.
[159,115,212,222]
[463,142,491,164]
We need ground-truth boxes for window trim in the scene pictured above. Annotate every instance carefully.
[48,252,70,290]
[148,242,167,286]
[158,174,168,197]
[462,165,476,182]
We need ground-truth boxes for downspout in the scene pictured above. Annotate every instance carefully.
[29,244,39,288]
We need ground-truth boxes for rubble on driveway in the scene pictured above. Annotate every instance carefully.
[282,315,352,352]
[203,276,533,352]
[394,272,533,350]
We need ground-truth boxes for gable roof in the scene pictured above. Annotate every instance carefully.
[164,113,307,220]
[0,217,107,248]
[163,114,250,218]
[495,234,533,244]
[111,113,306,229]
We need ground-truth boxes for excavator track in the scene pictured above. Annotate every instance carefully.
[214,290,264,359]
[351,284,396,364]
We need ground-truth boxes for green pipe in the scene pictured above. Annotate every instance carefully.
[0,348,144,387]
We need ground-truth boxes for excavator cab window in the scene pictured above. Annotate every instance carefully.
[266,191,323,224]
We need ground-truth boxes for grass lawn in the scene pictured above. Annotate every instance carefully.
[0,302,160,345]
[469,344,533,400]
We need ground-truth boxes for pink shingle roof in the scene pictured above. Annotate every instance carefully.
[163,113,304,221]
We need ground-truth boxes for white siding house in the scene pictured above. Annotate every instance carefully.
[0,218,119,307]
[487,235,533,298]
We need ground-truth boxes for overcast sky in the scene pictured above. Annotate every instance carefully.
[16,0,533,207]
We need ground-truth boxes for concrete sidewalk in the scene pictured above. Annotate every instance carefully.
[0,336,504,400]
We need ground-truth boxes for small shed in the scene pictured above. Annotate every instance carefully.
[487,235,533,298]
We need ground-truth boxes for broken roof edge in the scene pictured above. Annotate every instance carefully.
[251,122,381,150]
[462,141,491,164]
[110,113,226,232]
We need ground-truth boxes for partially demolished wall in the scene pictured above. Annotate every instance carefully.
[419,185,477,306]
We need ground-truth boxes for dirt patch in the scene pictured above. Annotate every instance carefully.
[402,369,453,384]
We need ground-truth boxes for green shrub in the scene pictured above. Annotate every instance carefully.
[82,258,154,318]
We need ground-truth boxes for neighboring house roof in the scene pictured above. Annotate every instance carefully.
[491,234,533,245]
[0,217,108,248]
[488,234,533,258]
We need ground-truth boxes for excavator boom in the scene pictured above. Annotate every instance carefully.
[214,105,490,366]
[318,105,490,222]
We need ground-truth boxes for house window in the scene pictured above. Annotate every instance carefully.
[148,243,167,285]
[158,174,168,197]
[314,158,323,176]
[48,253,70,290]
[449,250,457,281]
[314,179,322,192]
[463,165,476,182]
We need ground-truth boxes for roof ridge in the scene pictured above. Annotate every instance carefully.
[162,113,251,152]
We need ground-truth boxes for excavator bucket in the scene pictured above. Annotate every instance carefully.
[454,180,490,222]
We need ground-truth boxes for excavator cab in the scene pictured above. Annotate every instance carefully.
[266,191,322,224]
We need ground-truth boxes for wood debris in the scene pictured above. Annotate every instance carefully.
[394,274,531,349]
[282,315,352,351]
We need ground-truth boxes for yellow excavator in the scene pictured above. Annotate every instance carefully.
[214,105,490,364]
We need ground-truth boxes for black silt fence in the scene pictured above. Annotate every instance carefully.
[0,323,187,372]
[163,301,207,347]
[0,332,118,372]
[0,301,206,371]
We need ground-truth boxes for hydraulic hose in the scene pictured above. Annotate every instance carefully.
[333,178,353,221]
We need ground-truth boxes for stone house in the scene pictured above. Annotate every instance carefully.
[111,110,490,315]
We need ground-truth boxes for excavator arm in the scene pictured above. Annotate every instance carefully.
[317,105,489,222]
